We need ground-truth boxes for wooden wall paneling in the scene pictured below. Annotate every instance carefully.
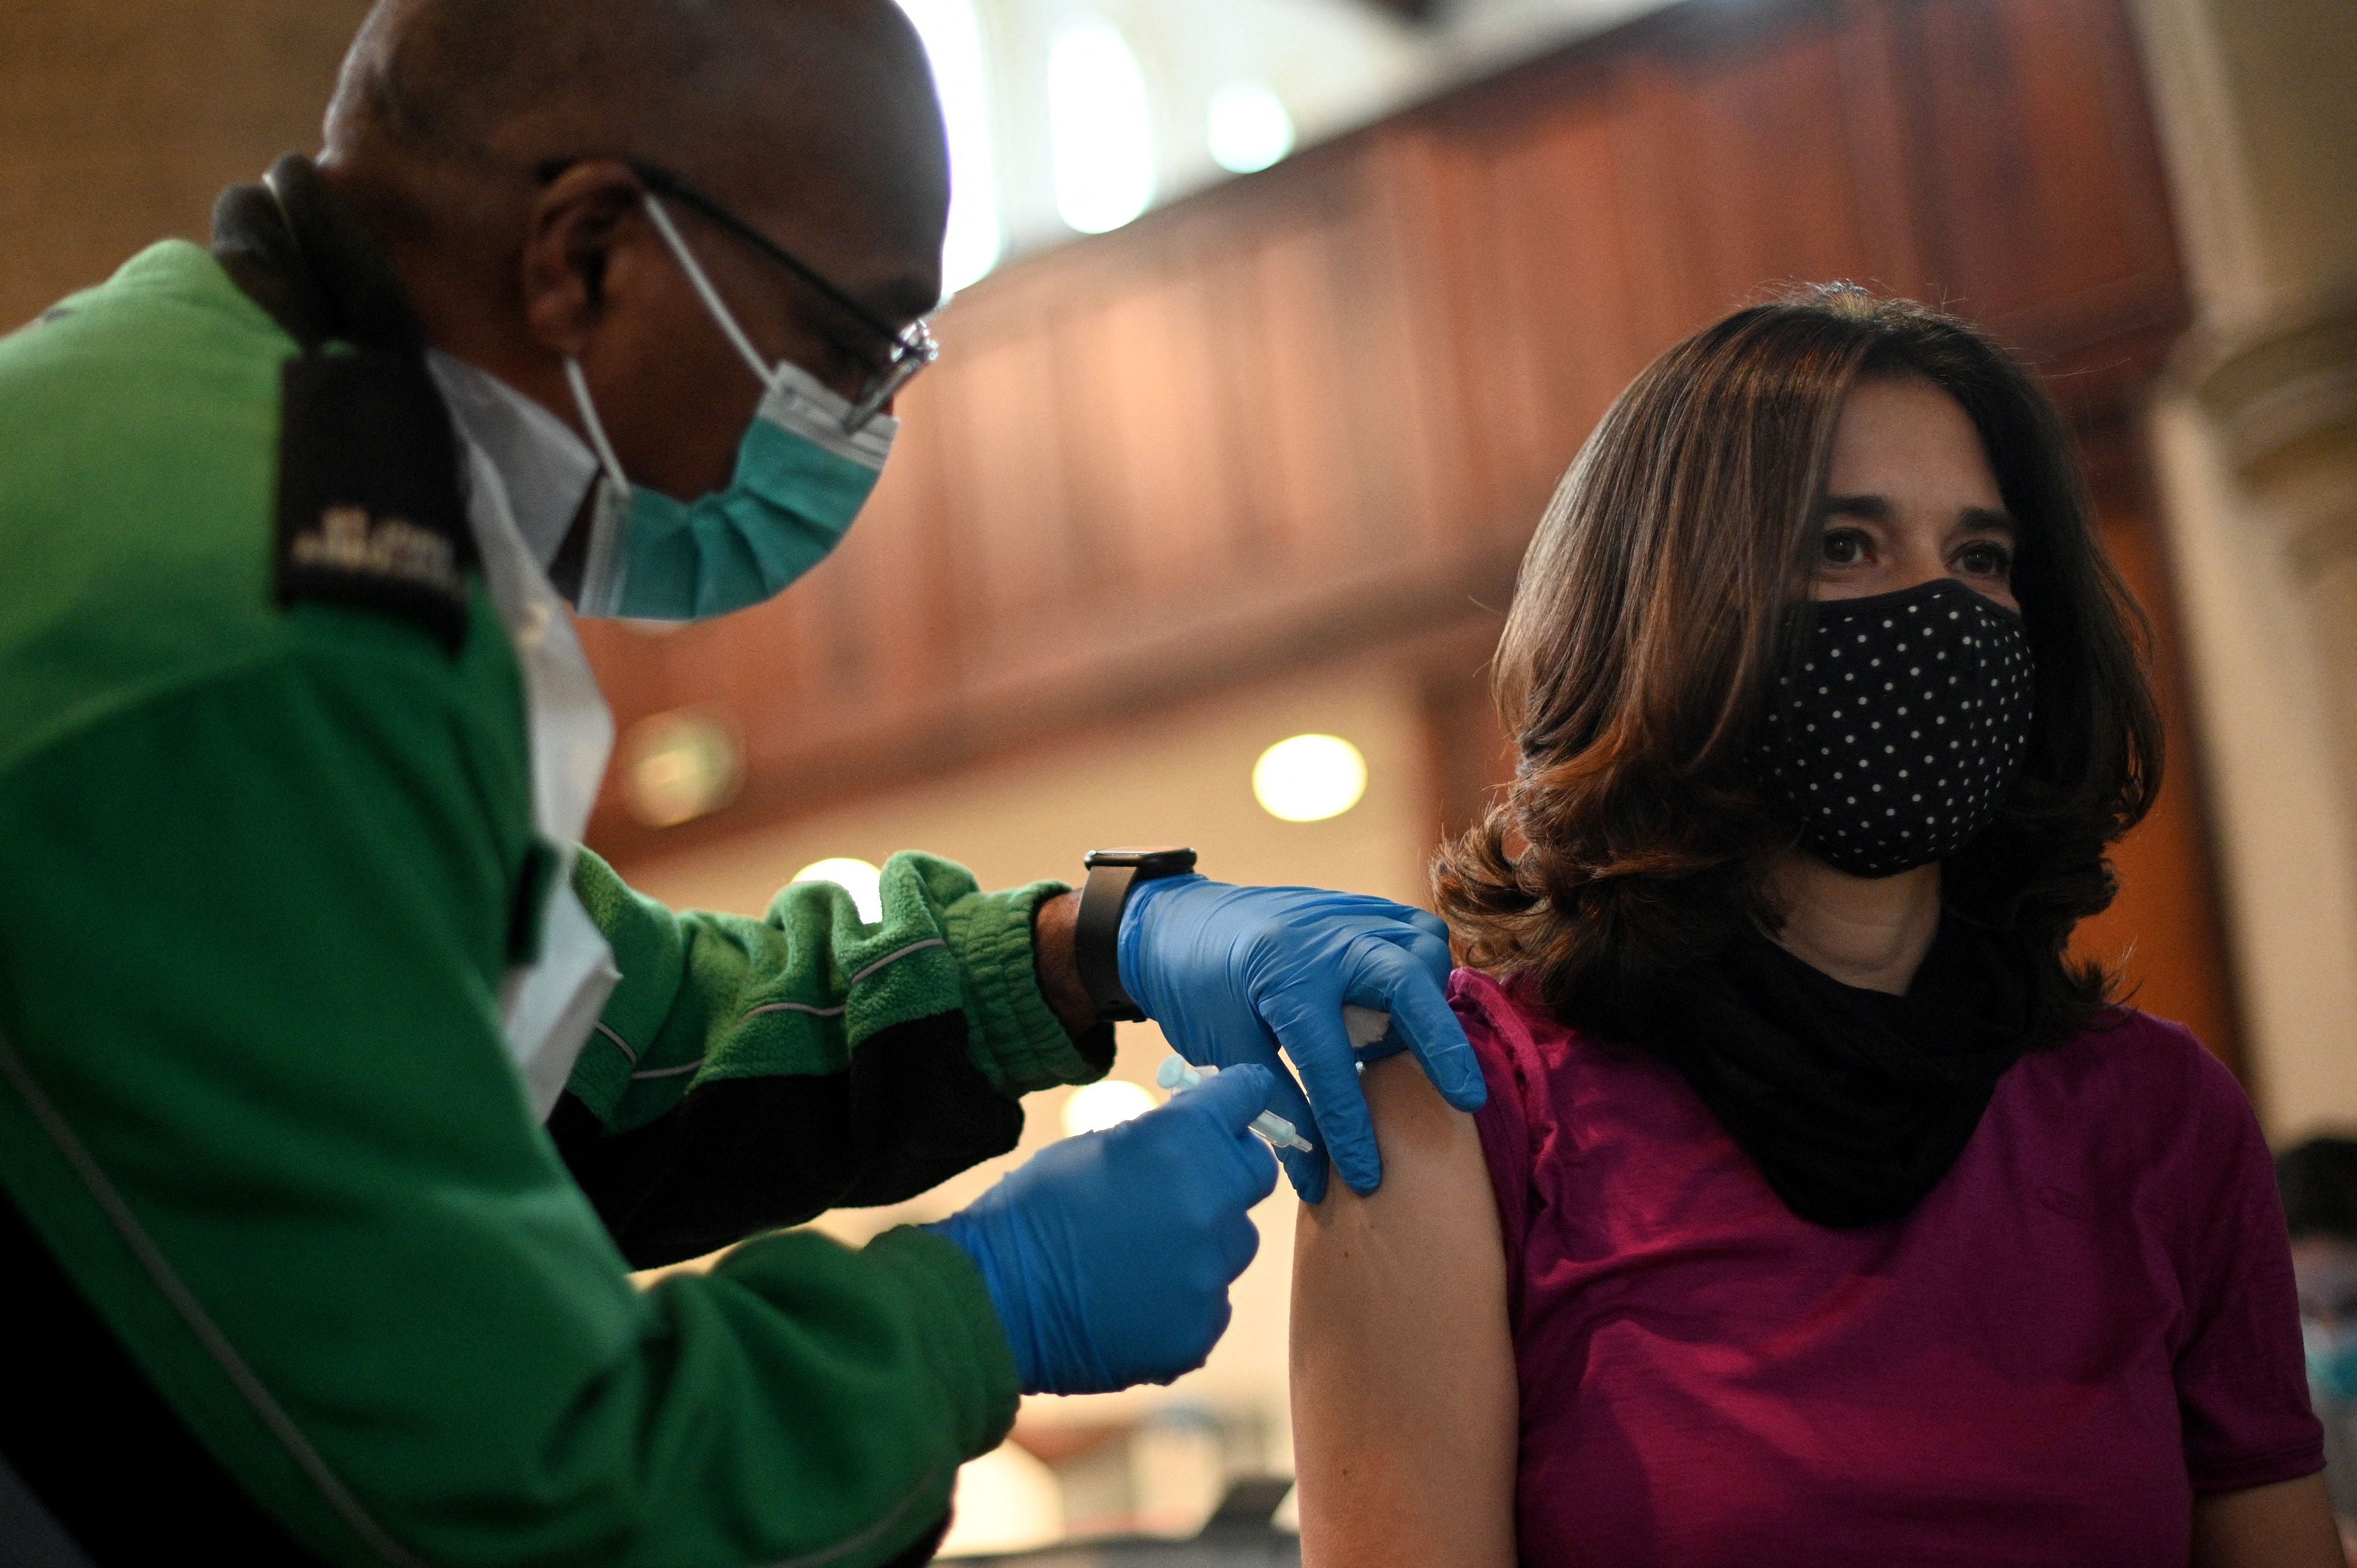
[1374,117,1551,539]
[785,449,914,721]
[1226,199,1376,569]
[1889,0,2184,354]
[576,619,686,742]
[877,368,966,698]
[1189,217,1282,570]
[697,599,821,785]
[930,308,1082,644]
[1416,615,1518,856]
[1638,0,1920,333]
[1470,90,1660,512]
[788,381,960,724]
[582,613,750,847]
[1596,31,1730,342]
[1355,126,1514,552]
[1041,289,1130,600]
[1827,0,1934,303]
[1053,252,1246,596]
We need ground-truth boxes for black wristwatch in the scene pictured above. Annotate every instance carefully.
[1075,847,1198,1023]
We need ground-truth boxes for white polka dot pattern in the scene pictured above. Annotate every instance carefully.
[1757,577,2035,879]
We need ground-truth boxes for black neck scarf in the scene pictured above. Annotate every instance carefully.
[1630,916,2039,1229]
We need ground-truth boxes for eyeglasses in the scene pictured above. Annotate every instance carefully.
[539,159,939,433]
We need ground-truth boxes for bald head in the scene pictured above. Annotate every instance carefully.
[313,0,954,509]
[324,0,949,267]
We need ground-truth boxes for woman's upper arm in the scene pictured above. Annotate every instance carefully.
[2190,1474,2343,1567]
[1290,1052,1518,1568]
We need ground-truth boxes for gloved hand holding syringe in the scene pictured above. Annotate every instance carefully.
[1157,1005,1394,1157]
[1158,1057,1312,1151]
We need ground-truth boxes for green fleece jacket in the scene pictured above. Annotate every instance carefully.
[0,237,1105,1566]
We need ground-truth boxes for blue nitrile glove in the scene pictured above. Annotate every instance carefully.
[1118,877,1487,1203]
[927,1064,1280,1395]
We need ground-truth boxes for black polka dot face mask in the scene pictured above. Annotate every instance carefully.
[1755,577,2035,879]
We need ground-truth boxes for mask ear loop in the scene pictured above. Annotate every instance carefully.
[563,356,632,492]
[640,193,778,391]
[562,356,634,616]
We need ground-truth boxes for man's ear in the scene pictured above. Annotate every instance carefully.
[519,161,645,358]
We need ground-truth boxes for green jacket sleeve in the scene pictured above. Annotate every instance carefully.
[554,848,1115,1267]
[0,618,1015,1568]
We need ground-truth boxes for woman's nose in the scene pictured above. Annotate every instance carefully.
[1883,546,1954,595]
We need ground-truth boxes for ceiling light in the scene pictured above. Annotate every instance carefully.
[1049,18,1156,234]
[791,857,886,924]
[1208,82,1296,174]
[622,712,742,829]
[1062,1078,1159,1138]
[1253,734,1368,823]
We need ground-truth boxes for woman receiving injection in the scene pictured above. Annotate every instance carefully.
[1289,287,2338,1567]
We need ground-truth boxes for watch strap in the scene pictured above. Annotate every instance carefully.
[1074,848,1197,1024]
[1076,863,1144,1022]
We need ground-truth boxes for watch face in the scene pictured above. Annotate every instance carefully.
[1085,847,1197,875]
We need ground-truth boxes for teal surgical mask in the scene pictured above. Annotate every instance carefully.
[2305,1320,2357,1405]
[565,192,897,622]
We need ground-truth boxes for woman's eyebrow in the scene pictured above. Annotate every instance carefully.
[1959,506,2019,536]
[1820,493,1891,521]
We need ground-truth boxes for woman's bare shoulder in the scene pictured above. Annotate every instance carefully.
[1290,1052,1519,1568]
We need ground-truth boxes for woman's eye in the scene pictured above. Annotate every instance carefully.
[1958,542,2014,577]
[1819,529,1867,567]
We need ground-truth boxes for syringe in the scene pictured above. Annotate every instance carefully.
[1156,1057,1314,1153]
[1151,1008,1395,1155]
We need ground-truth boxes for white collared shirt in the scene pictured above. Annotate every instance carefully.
[427,350,620,1118]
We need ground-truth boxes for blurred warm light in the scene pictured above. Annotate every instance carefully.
[1062,1078,1158,1138]
[1049,18,1156,234]
[938,1442,1065,1557]
[1252,734,1368,823]
[1207,82,1296,174]
[791,857,886,923]
[895,0,1003,292]
[622,711,742,828]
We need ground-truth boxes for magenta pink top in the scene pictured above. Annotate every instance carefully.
[1455,968,2322,1567]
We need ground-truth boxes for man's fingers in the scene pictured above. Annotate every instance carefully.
[1178,1059,1278,1135]
[1268,1007,1382,1195]
[1394,921,1455,986]
[1377,908,1454,975]
[1401,1001,1488,1115]
[1217,1209,1265,1279]
[1276,1143,1328,1204]
[1354,947,1486,1113]
[1248,1065,1331,1204]
[1239,1124,1281,1204]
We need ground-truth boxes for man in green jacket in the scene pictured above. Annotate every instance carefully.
[0,2,1488,1565]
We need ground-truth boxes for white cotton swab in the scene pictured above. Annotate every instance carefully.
[1342,1005,1393,1053]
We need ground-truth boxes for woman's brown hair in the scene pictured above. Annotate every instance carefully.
[1435,285,2162,1042]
